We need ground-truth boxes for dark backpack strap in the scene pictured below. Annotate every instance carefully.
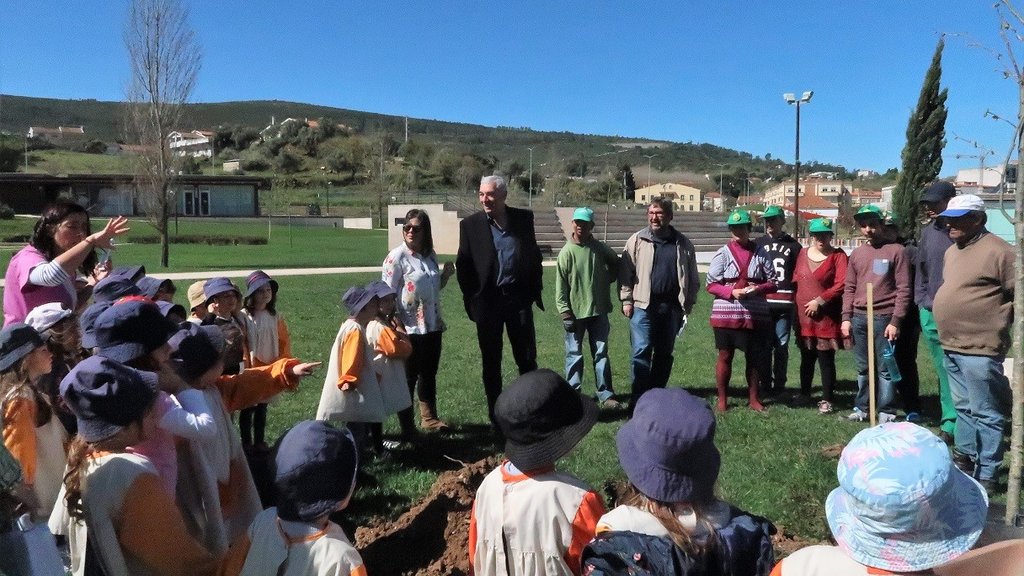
[714,507,777,576]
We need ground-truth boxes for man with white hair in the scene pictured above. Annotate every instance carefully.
[933,193,1014,494]
[457,175,544,429]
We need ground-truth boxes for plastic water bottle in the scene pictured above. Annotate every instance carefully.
[881,341,902,383]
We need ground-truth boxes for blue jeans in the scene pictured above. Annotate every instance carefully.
[564,314,614,402]
[944,352,1011,481]
[759,307,792,391]
[851,314,897,415]
[629,301,682,405]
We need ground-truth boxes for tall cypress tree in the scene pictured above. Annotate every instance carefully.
[892,38,948,239]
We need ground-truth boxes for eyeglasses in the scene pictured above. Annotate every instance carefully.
[403,224,422,233]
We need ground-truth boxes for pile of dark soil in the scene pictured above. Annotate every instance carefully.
[356,456,499,575]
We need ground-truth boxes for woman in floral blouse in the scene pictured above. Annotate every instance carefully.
[382,209,454,433]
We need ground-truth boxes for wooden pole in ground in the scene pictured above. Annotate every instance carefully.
[867,282,876,427]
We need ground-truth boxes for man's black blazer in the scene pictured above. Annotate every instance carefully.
[456,206,544,319]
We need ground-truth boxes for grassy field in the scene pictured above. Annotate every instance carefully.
[1,216,388,273]
[0,219,991,545]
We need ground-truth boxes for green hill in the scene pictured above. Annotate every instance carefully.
[0,93,859,197]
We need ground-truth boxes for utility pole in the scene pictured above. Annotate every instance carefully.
[527,147,534,208]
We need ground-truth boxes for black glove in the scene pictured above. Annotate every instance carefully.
[562,317,577,332]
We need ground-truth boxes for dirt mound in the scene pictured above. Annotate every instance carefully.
[356,456,500,575]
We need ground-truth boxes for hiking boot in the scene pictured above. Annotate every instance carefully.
[952,449,975,476]
[418,401,449,431]
[846,408,867,422]
[817,400,834,415]
[879,412,898,424]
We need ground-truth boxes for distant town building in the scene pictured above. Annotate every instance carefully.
[27,125,85,141]
[856,168,879,179]
[807,171,838,180]
[168,130,215,158]
[955,161,1016,196]
[634,182,702,212]
[762,177,849,207]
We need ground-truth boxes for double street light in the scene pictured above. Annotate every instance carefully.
[784,90,813,238]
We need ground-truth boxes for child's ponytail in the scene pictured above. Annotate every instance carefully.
[63,436,95,520]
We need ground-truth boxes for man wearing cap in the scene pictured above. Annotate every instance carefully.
[619,198,700,410]
[456,175,544,427]
[841,205,911,423]
[555,207,621,408]
[916,182,957,443]
[932,194,1014,492]
[755,205,802,396]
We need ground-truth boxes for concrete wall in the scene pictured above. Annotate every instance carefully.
[386,204,462,255]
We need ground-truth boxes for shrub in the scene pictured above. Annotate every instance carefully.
[0,203,17,220]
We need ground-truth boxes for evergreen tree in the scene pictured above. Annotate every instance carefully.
[892,38,948,239]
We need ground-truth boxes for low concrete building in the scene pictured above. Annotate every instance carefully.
[634,182,702,212]
[0,173,269,217]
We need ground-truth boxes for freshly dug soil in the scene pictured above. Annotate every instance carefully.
[356,458,824,574]
[356,456,500,575]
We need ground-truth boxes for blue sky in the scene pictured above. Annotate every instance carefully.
[1,1,1021,175]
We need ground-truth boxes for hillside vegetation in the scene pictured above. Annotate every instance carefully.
[0,94,883,209]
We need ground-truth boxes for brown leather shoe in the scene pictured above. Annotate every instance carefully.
[951,449,975,476]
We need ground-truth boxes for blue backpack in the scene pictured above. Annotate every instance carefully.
[581,507,776,576]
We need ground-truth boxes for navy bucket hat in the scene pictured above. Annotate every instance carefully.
[616,388,721,503]
[494,369,598,471]
[0,323,45,372]
[244,270,279,299]
[274,420,359,522]
[94,300,179,363]
[60,355,158,442]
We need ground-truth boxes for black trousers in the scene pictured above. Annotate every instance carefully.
[895,305,921,414]
[406,331,443,404]
[472,293,538,426]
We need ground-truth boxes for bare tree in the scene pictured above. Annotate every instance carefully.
[123,0,201,267]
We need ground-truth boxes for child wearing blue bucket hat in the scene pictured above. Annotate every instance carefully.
[240,270,292,452]
[584,388,776,575]
[771,422,988,575]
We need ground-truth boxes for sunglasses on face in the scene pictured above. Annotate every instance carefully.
[403,224,422,233]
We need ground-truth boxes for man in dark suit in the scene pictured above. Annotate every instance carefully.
[457,175,544,426]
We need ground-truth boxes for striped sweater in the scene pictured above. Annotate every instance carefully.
[706,240,777,330]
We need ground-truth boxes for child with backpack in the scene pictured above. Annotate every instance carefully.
[583,388,776,576]
[219,420,366,576]
[469,369,604,576]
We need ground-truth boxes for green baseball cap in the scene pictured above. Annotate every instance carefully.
[853,204,884,222]
[808,217,834,233]
[762,205,785,219]
[572,206,594,223]
[726,209,752,226]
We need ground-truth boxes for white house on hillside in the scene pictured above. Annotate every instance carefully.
[168,130,214,158]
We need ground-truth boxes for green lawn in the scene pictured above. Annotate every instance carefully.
[1,217,387,273]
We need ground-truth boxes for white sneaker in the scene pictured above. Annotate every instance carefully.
[846,409,867,422]
[879,412,898,424]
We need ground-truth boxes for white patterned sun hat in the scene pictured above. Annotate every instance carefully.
[825,422,988,572]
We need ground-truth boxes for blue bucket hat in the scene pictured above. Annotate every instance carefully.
[92,275,143,303]
[274,420,359,522]
[203,277,241,304]
[136,276,173,300]
[94,300,179,363]
[0,323,45,373]
[616,388,720,503]
[79,301,112,350]
[366,280,395,299]
[825,422,988,572]
[108,265,147,283]
[60,355,158,442]
[244,270,279,299]
[170,324,225,381]
[342,286,375,316]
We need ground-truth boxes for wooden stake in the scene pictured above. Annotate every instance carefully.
[867,282,876,427]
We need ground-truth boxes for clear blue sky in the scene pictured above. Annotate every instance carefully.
[1,1,1020,175]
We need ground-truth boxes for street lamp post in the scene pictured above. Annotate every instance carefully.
[713,163,726,211]
[527,147,534,208]
[784,90,813,238]
[643,154,658,188]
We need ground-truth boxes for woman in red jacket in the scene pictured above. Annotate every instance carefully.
[793,218,849,414]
